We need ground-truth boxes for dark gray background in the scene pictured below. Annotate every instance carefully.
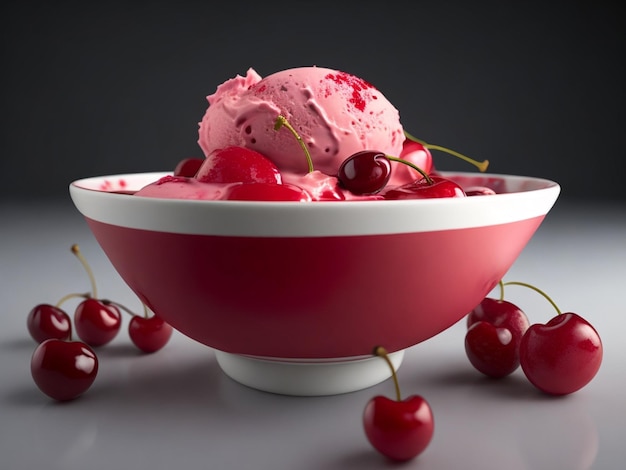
[2,1,624,203]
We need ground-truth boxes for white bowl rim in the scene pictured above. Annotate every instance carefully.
[69,171,560,237]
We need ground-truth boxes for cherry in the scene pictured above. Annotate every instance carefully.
[337,151,391,194]
[31,338,98,401]
[74,298,122,347]
[465,296,530,377]
[466,296,530,333]
[27,304,71,343]
[173,157,204,177]
[520,313,602,396]
[506,281,603,395]
[128,313,173,353]
[102,299,173,353]
[363,346,434,461]
[69,244,122,347]
[196,146,281,184]
[380,175,466,200]
[224,182,311,201]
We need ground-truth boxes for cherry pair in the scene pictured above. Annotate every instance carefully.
[337,150,465,199]
[337,134,489,199]
[464,280,603,395]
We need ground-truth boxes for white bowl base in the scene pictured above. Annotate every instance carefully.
[214,350,405,396]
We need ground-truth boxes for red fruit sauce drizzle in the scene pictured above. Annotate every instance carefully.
[324,72,375,112]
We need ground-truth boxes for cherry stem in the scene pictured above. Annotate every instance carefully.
[497,280,505,300]
[374,346,401,401]
[404,131,489,172]
[386,155,434,184]
[500,280,562,315]
[101,299,146,318]
[71,244,98,299]
[55,292,90,308]
[274,115,314,173]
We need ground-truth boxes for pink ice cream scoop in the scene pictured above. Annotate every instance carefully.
[197,66,406,178]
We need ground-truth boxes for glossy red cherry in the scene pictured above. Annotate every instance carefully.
[74,298,122,347]
[128,314,174,353]
[31,338,98,401]
[381,176,466,200]
[364,395,434,462]
[337,150,392,194]
[67,244,122,347]
[363,347,434,461]
[27,304,71,343]
[467,297,530,334]
[520,313,603,395]
[196,146,281,184]
[223,182,311,201]
[465,323,519,378]
[465,297,530,377]
[173,157,204,177]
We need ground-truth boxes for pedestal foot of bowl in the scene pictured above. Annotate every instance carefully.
[214,349,405,396]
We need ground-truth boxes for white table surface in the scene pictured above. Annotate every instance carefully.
[1,199,625,470]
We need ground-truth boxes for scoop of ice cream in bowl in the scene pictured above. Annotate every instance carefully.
[69,66,560,396]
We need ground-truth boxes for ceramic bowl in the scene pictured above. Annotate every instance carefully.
[70,171,560,395]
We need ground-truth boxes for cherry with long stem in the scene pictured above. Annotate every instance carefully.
[502,280,603,395]
[362,346,434,461]
[71,244,122,347]
[26,245,93,344]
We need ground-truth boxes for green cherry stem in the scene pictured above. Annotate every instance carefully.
[500,280,562,315]
[374,346,402,401]
[386,155,434,184]
[404,131,489,172]
[274,115,314,173]
[71,244,98,299]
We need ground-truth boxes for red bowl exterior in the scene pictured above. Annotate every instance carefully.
[85,215,544,359]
